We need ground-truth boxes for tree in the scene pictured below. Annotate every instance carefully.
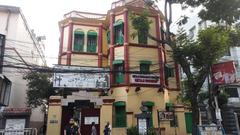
[130,1,240,134]
[23,71,56,109]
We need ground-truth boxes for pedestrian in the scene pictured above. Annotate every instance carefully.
[103,122,111,135]
[64,118,81,135]
[91,122,97,135]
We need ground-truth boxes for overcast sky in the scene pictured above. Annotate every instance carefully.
[0,0,185,66]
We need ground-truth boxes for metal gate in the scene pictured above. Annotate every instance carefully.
[0,128,37,135]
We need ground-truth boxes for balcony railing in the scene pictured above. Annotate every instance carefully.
[64,11,106,20]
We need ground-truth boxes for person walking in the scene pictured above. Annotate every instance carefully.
[103,122,111,135]
[91,122,97,135]
[64,118,81,135]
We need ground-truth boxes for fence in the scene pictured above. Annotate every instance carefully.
[0,128,37,135]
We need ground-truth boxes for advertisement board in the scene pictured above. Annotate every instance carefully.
[211,61,236,85]
[53,65,110,89]
[130,74,160,85]
[158,111,174,121]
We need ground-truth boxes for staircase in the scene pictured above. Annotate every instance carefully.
[221,105,240,135]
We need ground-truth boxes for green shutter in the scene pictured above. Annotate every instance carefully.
[143,101,154,128]
[114,101,126,127]
[138,29,148,44]
[116,73,124,84]
[140,61,151,73]
[74,34,84,52]
[87,31,98,36]
[165,65,175,78]
[87,35,97,53]
[185,112,192,133]
[142,101,155,107]
[140,60,152,65]
[114,20,124,45]
[113,20,123,27]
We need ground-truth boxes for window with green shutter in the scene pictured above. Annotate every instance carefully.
[185,112,192,133]
[87,31,97,53]
[73,31,84,52]
[138,28,148,44]
[142,101,154,128]
[140,60,152,73]
[165,65,175,78]
[114,20,124,45]
[170,115,178,127]
[113,101,126,127]
[113,60,124,84]
[107,30,110,44]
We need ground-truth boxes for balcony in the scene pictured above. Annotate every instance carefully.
[64,11,106,20]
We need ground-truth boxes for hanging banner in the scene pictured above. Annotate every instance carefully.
[211,61,236,85]
[53,65,110,89]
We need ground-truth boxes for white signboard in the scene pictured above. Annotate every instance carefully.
[138,119,147,135]
[5,119,25,135]
[130,74,160,85]
[84,117,99,125]
[53,65,110,89]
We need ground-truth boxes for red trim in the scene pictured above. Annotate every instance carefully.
[124,10,129,85]
[72,23,102,28]
[98,25,103,67]
[128,43,158,48]
[71,51,98,55]
[64,10,106,17]
[175,62,180,89]
[110,13,115,85]
[67,23,73,65]
[103,99,115,103]
[156,16,165,87]
[58,26,64,65]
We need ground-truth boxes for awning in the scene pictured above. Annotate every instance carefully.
[140,60,152,65]
[74,31,84,35]
[114,20,124,27]
[87,31,97,36]
[142,101,155,107]
[113,101,126,106]
[113,60,124,65]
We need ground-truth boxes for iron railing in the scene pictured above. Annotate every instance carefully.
[0,128,37,135]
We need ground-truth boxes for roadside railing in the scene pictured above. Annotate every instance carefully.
[0,128,37,135]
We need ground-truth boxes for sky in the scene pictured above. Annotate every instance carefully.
[0,0,185,66]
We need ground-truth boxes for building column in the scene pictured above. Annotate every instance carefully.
[110,12,115,85]
[124,9,129,85]
[100,99,115,135]
[58,26,64,65]
[46,96,62,135]
[67,22,73,66]
[98,24,103,67]
[156,15,165,87]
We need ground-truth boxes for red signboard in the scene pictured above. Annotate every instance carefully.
[211,61,236,85]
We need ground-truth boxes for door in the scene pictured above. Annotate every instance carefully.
[80,108,100,135]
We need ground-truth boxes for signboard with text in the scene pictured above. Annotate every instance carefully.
[53,65,110,89]
[130,74,160,85]
[158,111,174,121]
[211,61,237,85]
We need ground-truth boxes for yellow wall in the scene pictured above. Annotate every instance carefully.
[115,14,124,23]
[102,30,108,55]
[100,104,113,135]
[61,55,67,65]
[71,54,98,66]
[128,14,158,45]
[114,46,124,60]
[165,44,177,88]
[128,46,159,72]
[63,26,69,52]
[72,25,99,52]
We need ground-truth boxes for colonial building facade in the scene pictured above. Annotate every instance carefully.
[47,0,191,135]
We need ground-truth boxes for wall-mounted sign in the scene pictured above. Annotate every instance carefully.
[211,61,236,85]
[53,65,110,89]
[84,117,99,125]
[138,118,147,135]
[5,119,25,135]
[158,111,174,121]
[130,74,160,85]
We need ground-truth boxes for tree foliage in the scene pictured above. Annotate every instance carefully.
[23,71,56,108]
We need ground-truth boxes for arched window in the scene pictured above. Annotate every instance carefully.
[73,30,84,52]
[87,31,97,53]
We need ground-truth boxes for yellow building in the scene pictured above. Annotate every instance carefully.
[46,0,192,135]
